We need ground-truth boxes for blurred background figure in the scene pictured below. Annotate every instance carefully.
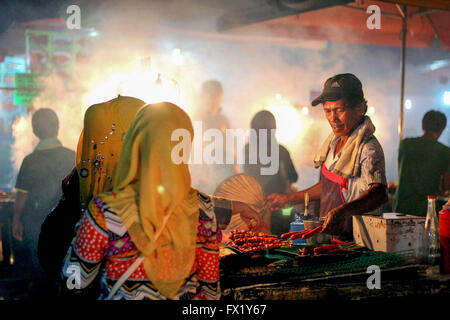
[190,79,236,194]
[12,108,75,298]
[393,110,450,216]
[243,110,298,235]
[200,79,229,132]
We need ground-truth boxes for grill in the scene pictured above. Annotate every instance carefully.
[220,245,414,289]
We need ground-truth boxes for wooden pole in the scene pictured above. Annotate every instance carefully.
[399,5,407,141]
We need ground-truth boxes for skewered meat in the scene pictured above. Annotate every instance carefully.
[228,230,291,252]
[281,225,323,240]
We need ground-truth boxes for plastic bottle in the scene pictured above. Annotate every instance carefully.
[424,196,440,265]
[439,200,450,273]
[289,214,306,245]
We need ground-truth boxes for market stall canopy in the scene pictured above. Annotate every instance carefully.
[218,0,450,49]
[217,0,450,139]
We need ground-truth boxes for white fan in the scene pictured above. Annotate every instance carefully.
[214,174,269,233]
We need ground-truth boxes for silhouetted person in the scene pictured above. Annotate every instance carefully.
[243,110,298,235]
[191,80,236,194]
[200,80,230,133]
[393,110,450,216]
[12,108,75,299]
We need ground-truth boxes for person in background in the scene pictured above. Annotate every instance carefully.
[267,74,388,241]
[12,108,75,298]
[243,110,298,235]
[393,110,450,216]
[201,79,230,133]
[62,103,261,300]
[190,80,236,194]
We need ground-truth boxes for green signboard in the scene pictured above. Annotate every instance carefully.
[14,73,40,106]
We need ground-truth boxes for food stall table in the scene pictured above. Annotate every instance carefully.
[219,244,450,300]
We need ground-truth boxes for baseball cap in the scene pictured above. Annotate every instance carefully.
[311,73,365,106]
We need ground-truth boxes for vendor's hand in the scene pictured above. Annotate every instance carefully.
[12,219,23,241]
[266,193,288,211]
[321,205,351,235]
[233,202,262,230]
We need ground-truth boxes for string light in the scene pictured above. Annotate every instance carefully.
[171,48,184,65]
[405,99,412,110]
[443,91,450,106]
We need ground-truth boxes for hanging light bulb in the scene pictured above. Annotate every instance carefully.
[171,48,184,65]
[443,91,450,106]
[405,99,412,110]
[301,106,309,115]
[155,73,162,87]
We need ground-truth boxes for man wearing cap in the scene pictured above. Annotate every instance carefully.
[267,74,388,241]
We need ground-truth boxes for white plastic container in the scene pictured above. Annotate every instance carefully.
[352,213,425,258]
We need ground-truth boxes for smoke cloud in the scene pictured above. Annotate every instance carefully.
[9,0,449,191]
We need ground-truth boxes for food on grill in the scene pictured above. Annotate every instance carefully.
[300,246,315,256]
[313,244,343,254]
[280,231,299,240]
[291,231,308,240]
[331,238,350,244]
[299,244,349,256]
[228,230,291,253]
[301,226,323,239]
[281,225,323,240]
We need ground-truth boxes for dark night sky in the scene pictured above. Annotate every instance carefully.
[0,0,249,36]
[1,0,448,67]
[1,0,59,34]
[0,0,105,35]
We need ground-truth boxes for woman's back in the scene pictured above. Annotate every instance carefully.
[62,192,230,300]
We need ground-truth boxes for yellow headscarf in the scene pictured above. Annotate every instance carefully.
[99,102,199,299]
[76,96,146,208]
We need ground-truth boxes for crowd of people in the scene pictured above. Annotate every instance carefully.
[8,73,449,300]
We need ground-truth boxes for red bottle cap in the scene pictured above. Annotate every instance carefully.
[428,195,436,199]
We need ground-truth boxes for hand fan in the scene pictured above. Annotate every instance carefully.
[214,173,269,234]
